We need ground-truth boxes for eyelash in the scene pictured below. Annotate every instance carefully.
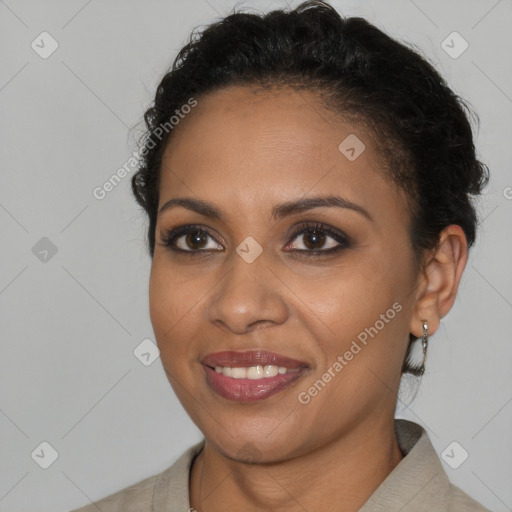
[159,222,351,257]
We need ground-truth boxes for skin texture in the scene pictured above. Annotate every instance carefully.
[149,85,468,512]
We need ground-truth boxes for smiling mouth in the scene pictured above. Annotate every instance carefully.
[201,350,309,402]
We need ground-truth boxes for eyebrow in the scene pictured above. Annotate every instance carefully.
[158,195,374,222]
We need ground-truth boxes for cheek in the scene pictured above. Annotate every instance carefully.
[288,260,409,376]
[150,256,199,322]
[148,261,199,355]
[148,264,173,337]
[287,257,397,331]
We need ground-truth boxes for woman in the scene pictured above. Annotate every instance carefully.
[72,1,491,510]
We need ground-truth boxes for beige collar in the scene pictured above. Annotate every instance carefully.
[152,419,484,511]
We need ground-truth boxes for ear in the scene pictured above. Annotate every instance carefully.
[409,225,468,338]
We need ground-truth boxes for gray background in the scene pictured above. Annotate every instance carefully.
[0,1,510,511]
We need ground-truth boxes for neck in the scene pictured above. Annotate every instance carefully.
[189,416,403,512]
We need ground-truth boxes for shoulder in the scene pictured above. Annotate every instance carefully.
[68,471,157,512]
[442,482,492,512]
[69,440,205,512]
[360,420,491,512]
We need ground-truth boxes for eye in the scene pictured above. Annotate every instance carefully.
[284,222,350,256]
[159,221,351,257]
[159,225,223,253]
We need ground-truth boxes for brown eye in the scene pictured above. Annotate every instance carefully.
[285,222,350,255]
[185,231,209,250]
[160,225,223,253]
[301,229,327,250]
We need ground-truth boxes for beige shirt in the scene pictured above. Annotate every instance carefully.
[70,419,490,511]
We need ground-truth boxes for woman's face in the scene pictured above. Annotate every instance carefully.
[149,85,421,461]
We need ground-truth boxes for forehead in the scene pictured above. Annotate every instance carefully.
[166,85,369,161]
[158,85,401,220]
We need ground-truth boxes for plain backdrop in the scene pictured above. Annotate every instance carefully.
[0,1,511,511]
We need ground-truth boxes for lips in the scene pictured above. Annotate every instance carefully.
[202,350,307,369]
[201,350,309,402]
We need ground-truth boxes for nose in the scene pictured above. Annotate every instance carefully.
[206,251,289,335]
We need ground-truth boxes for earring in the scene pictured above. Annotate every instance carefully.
[418,319,429,375]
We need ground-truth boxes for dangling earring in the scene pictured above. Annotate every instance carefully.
[418,319,429,375]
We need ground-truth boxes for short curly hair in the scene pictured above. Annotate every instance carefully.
[131,0,489,375]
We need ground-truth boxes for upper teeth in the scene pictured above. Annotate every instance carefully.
[215,365,288,379]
